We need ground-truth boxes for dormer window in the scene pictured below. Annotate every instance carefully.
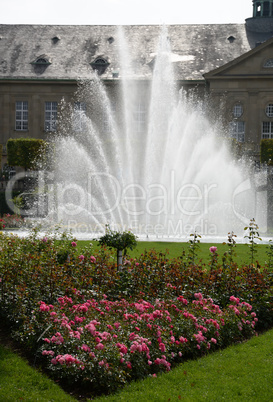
[90,57,110,75]
[36,58,49,64]
[31,55,51,74]
[31,55,51,66]
[94,58,107,65]
[52,36,60,44]
[227,36,236,43]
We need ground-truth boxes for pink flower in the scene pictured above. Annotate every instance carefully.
[159,343,166,352]
[209,246,217,254]
[64,354,75,365]
[230,296,240,304]
[81,344,91,352]
[39,302,50,312]
[42,237,48,242]
[117,343,128,354]
[71,241,77,247]
[90,256,96,263]
[95,343,104,350]
[78,254,84,261]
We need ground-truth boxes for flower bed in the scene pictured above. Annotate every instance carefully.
[0,228,272,397]
[0,213,25,229]
[35,292,256,394]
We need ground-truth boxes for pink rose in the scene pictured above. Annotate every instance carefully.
[95,343,104,350]
[209,246,217,253]
[159,343,166,352]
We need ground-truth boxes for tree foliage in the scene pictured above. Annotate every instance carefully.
[98,225,138,252]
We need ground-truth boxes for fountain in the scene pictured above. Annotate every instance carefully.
[48,26,266,241]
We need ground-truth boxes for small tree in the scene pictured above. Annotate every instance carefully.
[97,225,138,269]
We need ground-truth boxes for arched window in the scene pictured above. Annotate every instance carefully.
[31,55,51,65]
[90,57,110,75]
[266,103,273,117]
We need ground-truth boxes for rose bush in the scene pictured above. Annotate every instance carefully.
[29,292,257,393]
[0,228,272,396]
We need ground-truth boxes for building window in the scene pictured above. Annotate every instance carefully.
[232,103,243,118]
[45,101,57,132]
[265,104,273,117]
[133,102,146,133]
[262,121,273,139]
[264,1,270,16]
[90,57,110,75]
[15,101,28,131]
[229,121,245,142]
[73,102,86,132]
[264,59,273,68]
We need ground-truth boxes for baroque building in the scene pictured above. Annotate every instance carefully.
[1,0,273,166]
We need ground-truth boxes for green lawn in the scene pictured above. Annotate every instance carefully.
[1,328,273,401]
[79,240,270,267]
[0,344,76,401]
[94,328,273,402]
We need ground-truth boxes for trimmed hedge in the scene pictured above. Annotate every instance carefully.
[7,138,47,170]
[0,191,21,215]
[260,139,273,165]
[0,144,2,169]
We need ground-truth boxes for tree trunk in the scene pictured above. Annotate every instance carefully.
[117,249,123,270]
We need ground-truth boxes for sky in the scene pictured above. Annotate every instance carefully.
[1,0,253,26]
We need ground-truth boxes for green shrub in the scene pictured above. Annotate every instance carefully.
[260,139,273,165]
[7,138,47,170]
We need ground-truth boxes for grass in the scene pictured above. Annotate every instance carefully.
[0,343,77,401]
[1,328,273,401]
[94,328,273,402]
[79,240,270,267]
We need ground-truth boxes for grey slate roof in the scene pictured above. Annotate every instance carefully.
[0,24,272,81]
